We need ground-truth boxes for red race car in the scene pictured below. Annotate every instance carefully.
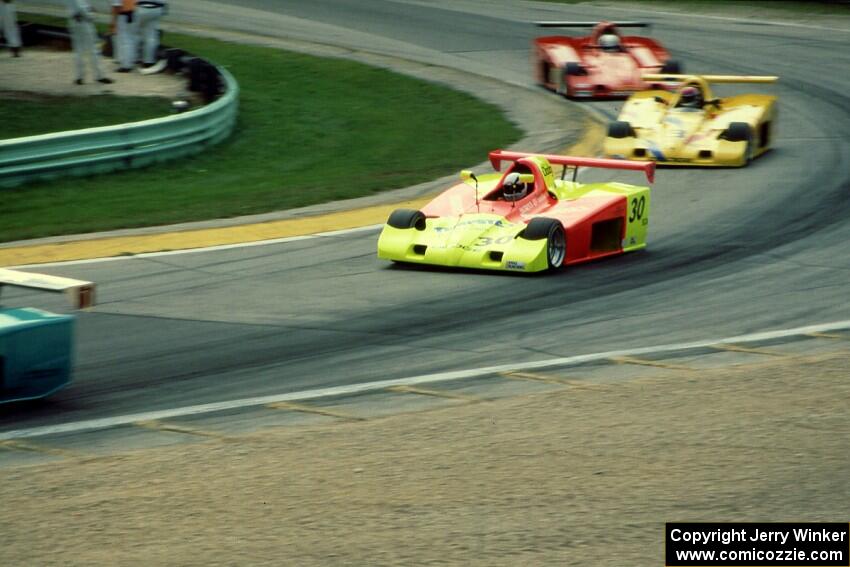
[377,151,654,273]
[534,21,682,99]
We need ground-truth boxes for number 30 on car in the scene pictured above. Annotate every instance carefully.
[377,150,654,273]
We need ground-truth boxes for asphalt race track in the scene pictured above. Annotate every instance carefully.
[3,1,848,430]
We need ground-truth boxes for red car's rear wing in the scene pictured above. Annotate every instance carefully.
[534,21,649,28]
[489,150,655,184]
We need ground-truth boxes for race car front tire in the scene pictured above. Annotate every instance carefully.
[560,63,585,97]
[564,62,587,76]
[387,209,426,231]
[608,121,635,139]
[522,217,566,270]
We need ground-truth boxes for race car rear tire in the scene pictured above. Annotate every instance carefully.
[522,218,566,270]
[722,122,752,143]
[387,209,426,231]
[608,121,635,139]
[660,60,682,74]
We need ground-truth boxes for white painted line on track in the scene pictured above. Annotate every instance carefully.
[313,224,384,237]
[136,235,315,257]
[11,256,131,270]
[2,319,848,441]
[10,226,384,270]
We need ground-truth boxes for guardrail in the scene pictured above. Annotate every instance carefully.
[0,26,239,188]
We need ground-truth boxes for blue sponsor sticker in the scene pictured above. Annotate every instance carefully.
[646,140,666,161]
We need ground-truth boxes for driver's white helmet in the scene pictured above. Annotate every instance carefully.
[599,33,621,52]
[502,172,528,201]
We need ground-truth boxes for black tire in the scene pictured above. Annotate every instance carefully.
[522,218,566,270]
[387,209,426,231]
[607,121,635,139]
[722,122,752,143]
[561,63,586,97]
[744,140,754,166]
[759,121,772,148]
[165,48,187,72]
[564,62,587,76]
[660,60,682,74]
[540,60,551,86]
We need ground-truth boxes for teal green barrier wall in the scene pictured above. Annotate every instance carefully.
[0,67,239,188]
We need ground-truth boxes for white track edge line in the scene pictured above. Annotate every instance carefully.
[9,225,385,269]
[2,319,848,441]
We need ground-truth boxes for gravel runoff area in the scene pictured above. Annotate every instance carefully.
[1,350,847,566]
[0,46,186,97]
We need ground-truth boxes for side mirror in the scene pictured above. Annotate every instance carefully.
[461,170,479,195]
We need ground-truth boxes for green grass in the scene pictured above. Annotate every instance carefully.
[0,94,172,139]
[1,16,521,243]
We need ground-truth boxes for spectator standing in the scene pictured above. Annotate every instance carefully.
[0,0,22,57]
[136,0,166,70]
[111,0,137,72]
[65,0,113,84]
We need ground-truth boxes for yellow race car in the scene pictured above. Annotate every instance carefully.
[603,74,777,166]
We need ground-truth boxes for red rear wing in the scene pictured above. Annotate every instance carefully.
[489,150,655,183]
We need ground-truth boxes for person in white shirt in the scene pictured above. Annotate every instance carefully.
[65,0,113,84]
[110,0,138,72]
[136,0,166,70]
[0,0,22,57]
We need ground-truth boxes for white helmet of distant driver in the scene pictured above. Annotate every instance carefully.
[599,33,621,52]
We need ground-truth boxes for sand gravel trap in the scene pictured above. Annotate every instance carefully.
[0,46,187,97]
[0,351,847,566]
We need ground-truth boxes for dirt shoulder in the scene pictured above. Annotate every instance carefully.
[1,46,186,98]
[1,351,847,566]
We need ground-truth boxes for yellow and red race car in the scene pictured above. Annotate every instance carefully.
[377,151,654,273]
[603,74,778,166]
[534,21,682,99]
